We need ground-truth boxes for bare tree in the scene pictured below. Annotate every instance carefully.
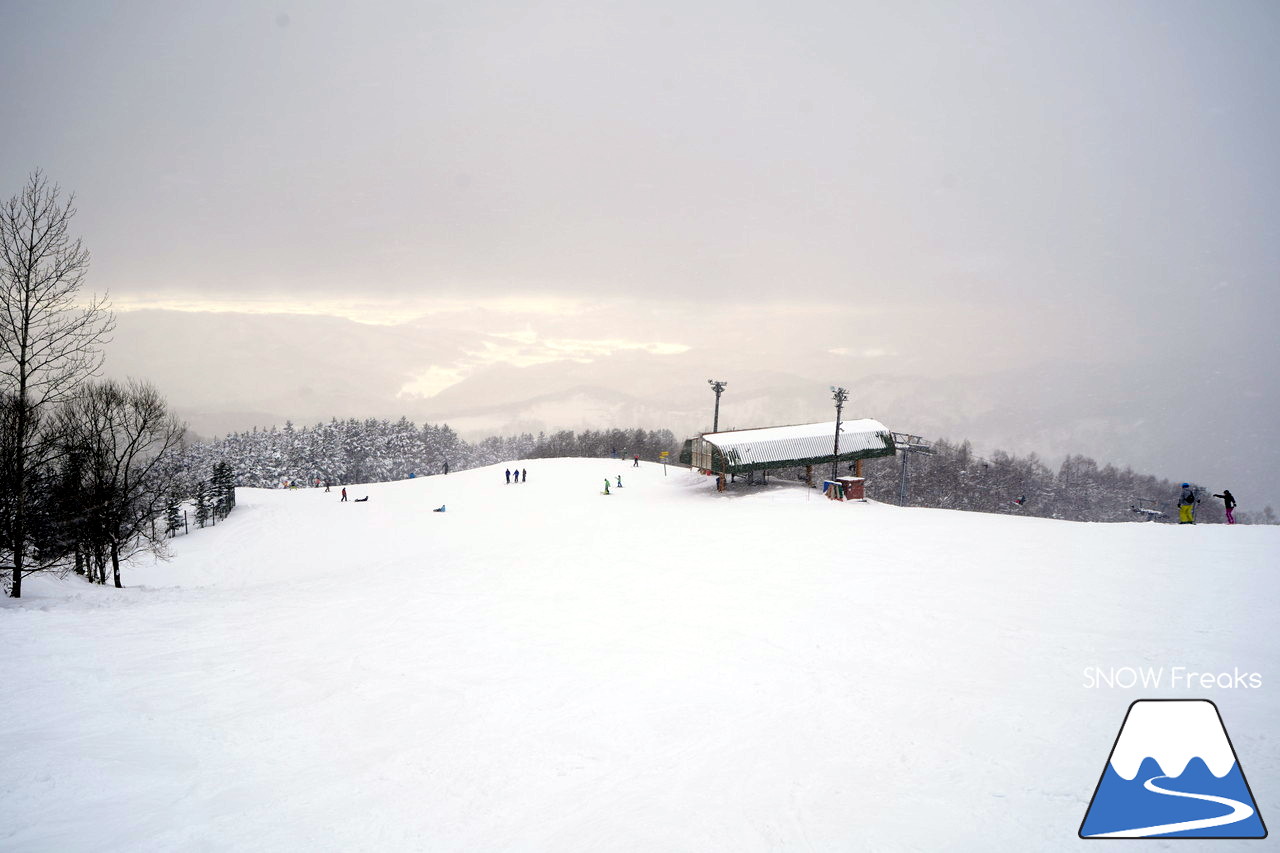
[59,380,186,588]
[0,170,114,597]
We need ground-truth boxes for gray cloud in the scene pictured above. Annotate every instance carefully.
[4,1,1277,498]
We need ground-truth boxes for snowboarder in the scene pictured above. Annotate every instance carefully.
[522,468,527,482]
[1011,495,1026,506]
[1213,489,1237,524]
[603,478,611,495]
[505,468,511,484]
[633,454,640,467]
[1178,483,1197,524]
[340,487,348,502]
[354,496,368,503]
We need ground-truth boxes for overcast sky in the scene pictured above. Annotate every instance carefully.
[2,0,1278,495]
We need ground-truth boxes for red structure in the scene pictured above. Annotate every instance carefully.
[823,477,866,501]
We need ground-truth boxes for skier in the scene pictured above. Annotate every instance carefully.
[505,468,511,484]
[633,454,639,467]
[1177,483,1196,524]
[616,474,623,488]
[341,487,348,502]
[324,480,330,493]
[603,478,611,495]
[1213,489,1237,525]
[522,468,527,482]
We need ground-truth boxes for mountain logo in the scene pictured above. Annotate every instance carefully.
[1080,699,1267,839]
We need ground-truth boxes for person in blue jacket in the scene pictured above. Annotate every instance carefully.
[1177,483,1197,524]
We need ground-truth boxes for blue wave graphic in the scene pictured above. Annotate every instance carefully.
[1081,756,1265,838]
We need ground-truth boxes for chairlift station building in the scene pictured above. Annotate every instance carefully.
[681,419,897,478]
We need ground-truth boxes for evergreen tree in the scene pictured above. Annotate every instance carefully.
[164,496,182,539]
[194,481,211,529]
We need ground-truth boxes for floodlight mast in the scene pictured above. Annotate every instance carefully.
[708,380,728,433]
[830,386,848,481]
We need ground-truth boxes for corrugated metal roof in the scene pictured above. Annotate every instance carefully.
[699,419,895,471]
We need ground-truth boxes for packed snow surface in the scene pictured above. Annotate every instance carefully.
[2,459,1277,851]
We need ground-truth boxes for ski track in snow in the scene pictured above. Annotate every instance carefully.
[1084,774,1255,838]
[2,458,1277,852]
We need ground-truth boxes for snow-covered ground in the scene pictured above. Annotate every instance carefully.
[2,459,1277,851]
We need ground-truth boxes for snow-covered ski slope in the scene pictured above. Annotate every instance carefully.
[2,458,1277,851]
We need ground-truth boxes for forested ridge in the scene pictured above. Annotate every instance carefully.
[181,419,681,488]
[183,421,1274,525]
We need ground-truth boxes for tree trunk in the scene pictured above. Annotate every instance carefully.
[110,543,122,589]
[10,397,26,598]
[74,545,84,576]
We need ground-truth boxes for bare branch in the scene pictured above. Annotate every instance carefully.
[0,171,113,597]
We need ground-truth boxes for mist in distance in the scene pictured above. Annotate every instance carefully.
[2,0,1276,502]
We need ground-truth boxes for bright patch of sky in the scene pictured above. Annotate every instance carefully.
[111,294,591,326]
